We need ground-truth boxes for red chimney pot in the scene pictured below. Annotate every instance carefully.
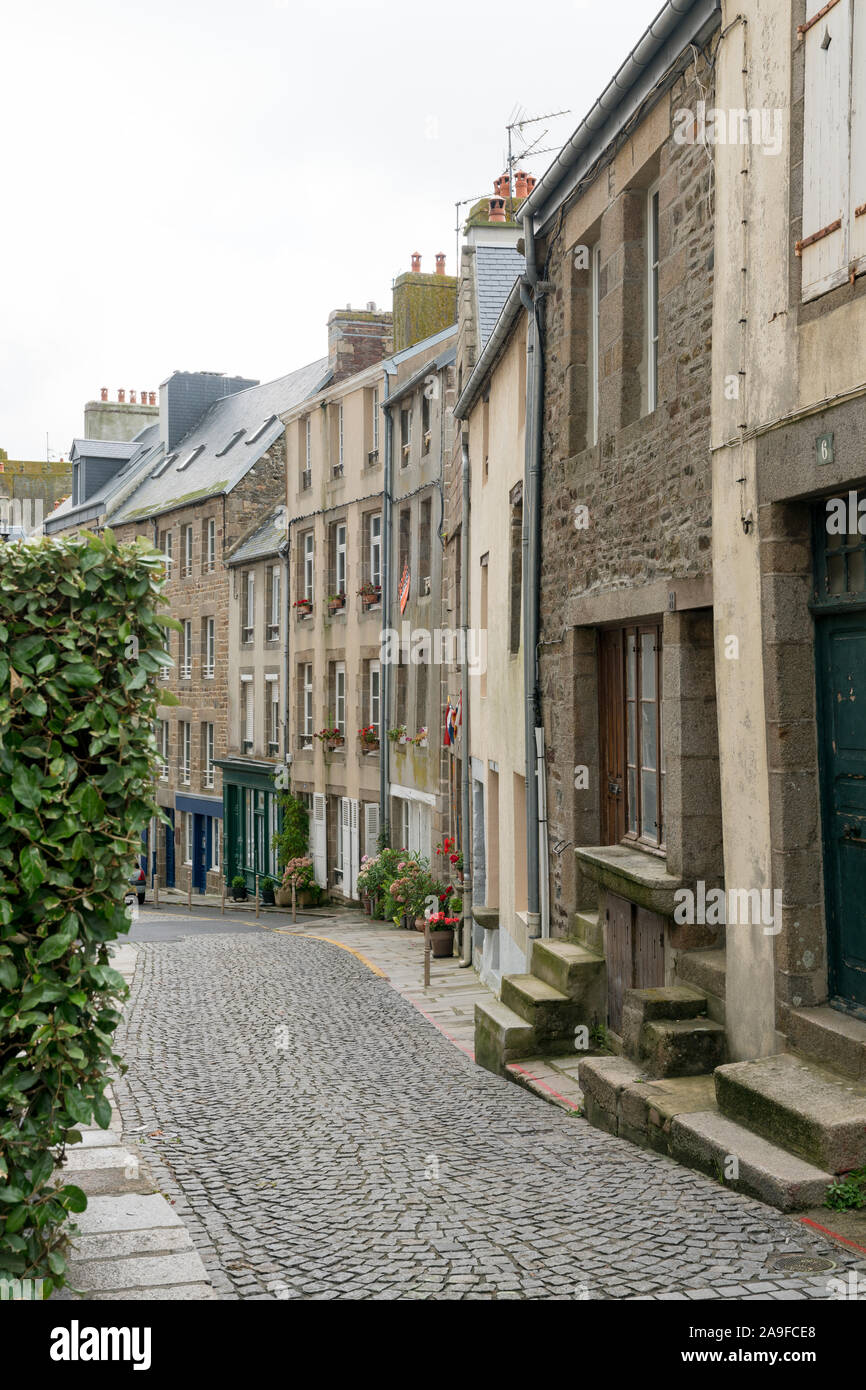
[149,391,156,406]
[411,252,421,272]
[130,390,137,404]
[488,195,506,224]
[435,253,446,275]
[118,389,125,403]
[100,387,108,402]
[514,169,529,199]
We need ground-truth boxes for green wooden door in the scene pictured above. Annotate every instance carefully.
[816,610,866,1013]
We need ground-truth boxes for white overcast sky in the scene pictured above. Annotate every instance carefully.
[1,0,662,460]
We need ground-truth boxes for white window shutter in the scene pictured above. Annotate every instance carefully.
[364,802,380,859]
[801,0,850,298]
[312,793,327,887]
[349,799,360,899]
[850,4,866,266]
[340,797,351,892]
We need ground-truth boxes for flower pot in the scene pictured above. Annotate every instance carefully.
[326,738,345,752]
[429,929,454,958]
[414,916,427,933]
[274,888,293,908]
[261,886,275,906]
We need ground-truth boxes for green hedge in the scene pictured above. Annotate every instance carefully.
[0,531,177,1296]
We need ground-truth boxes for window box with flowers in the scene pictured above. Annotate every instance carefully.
[327,592,346,616]
[315,726,345,751]
[358,724,379,752]
[388,725,408,749]
[293,597,313,619]
[408,727,428,748]
[357,581,381,611]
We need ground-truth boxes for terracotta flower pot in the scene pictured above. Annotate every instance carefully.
[429,929,455,958]
[415,916,427,932]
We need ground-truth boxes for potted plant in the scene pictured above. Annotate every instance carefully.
[280,856,317,907]
[358,723,379,751]
[327,591,346,615]
[230,875,248,902]
[388,725,407,748]
[357,581,381,610]
[409,727,428,747]
[260,876,276,906]
[293,597,312,617]
[427,910,459,957]
[435,836,464,882]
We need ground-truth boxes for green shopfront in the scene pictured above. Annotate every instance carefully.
[216,758,282,892]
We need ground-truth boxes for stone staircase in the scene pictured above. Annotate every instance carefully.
[579,1037,866,1212]
[474,933,605,1076]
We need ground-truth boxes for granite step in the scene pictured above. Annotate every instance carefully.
[670,1110,835,1213]
[530,938,605,1010]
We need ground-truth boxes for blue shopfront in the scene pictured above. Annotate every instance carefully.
[175,793,224,894]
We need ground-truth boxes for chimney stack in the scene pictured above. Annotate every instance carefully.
[118,388,126,403]
[435,253,446,275]
[411,252,421,272]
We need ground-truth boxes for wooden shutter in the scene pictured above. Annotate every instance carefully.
[311,793,327,887]
[801,0,850,298]
[348,799,359,899]
[364,802,380,859]
[850,4,866,266]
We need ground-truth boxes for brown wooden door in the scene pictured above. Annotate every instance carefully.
[599,628,625,844]
[605,893,633,1034]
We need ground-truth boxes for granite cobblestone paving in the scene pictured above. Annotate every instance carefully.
[114,929,862,1300]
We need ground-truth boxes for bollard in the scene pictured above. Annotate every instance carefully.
[188,879,192,912]
[292,883,297,924]
[255,875,260,918]
[153,875,159,908]
[221,881,225,916]
[424,918,431,988]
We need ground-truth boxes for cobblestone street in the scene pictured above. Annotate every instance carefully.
[114,923,862,1301]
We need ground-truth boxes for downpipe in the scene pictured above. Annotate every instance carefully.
[520,233,544,944]
[460,430,473,967]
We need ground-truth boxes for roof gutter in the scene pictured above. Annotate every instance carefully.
[520,0,720,235]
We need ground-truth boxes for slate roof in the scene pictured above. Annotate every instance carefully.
[110,357,329,524]
[70,438,140,461]
[475,245,525,348]
[227,507,287,567]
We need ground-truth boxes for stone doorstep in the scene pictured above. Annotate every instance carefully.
[787,1005,866,1082]
[715,1053,866,1174]
[66,1251,211,1293]
[474,998,536,1075]
[506,1060,583,1114]
[669,1112,834,1214]
[76,1195,185,1235]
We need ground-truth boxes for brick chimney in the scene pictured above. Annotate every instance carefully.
[411,252,421,272]
[391,249,457,352]
[327,307,393,384]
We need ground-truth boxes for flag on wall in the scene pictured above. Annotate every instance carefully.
[444,693,462,746]
[399,561,410,613]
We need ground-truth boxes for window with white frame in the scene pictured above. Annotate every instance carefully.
[303,532,314,602]
[183,525,193,578]
[335,662,346,736]
[158,720,169,779]
[267,565,280,641]
[181,620,192,679]
[370,512,382,590]
[336,523,346,595]
[303,416,312,489]
[800,1,866,300]
[243,571,254,642]
[161,530,173,578]
[203,722,215,788]
[267,675,279,754]
[206,518,216,572]
[184,812,193,864]
[590,242,601,446]
[180,721,191,784]
[242,676,253,751]
[369,660,380,735]
[302,663,313,746]
[372,386,379,453]
[337,402,344,474]
[647,185,659,415]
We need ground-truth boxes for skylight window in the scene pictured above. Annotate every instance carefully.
[177,444,205,472]
[151,451,177,478]
[215,429,245,457]
[245,415,278,445]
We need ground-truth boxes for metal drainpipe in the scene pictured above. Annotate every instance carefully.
[460,431,472,967]
[520,211,543,940]
[281,531,291,789]
[379,378,392,843]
